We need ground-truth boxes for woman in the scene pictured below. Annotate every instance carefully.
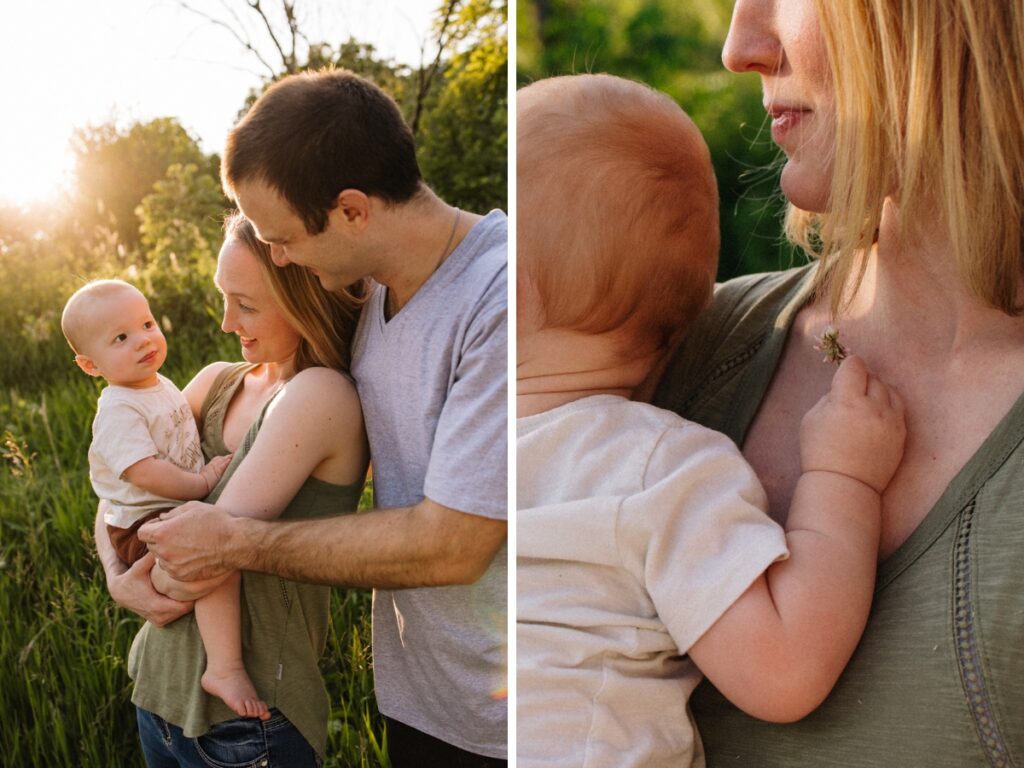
[95,212,369,767]
[653,0,1024,764]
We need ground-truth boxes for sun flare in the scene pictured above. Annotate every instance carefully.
[0,127,74,206]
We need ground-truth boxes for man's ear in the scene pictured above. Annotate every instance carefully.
[332,189,371,230]
[75,354,102,377]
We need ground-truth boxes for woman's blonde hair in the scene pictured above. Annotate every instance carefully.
[223,211,365,372]
[795,1,1024,315]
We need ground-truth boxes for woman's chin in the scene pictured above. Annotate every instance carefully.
[779,161,830,214]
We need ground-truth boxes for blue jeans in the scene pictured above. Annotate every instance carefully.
[137,707,322,768]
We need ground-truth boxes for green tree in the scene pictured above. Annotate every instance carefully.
[71,118,213,250]
[137,162,227,268]
[418,0,509,212]
[134,162,231,362]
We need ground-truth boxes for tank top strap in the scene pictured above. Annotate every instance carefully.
[198,362,259,459]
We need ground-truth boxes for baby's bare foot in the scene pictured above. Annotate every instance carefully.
[202,666,270,720]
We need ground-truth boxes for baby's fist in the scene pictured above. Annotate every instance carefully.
[800,355,906,493]
[201,454,233,486]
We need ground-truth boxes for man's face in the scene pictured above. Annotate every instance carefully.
[234,180,366,291]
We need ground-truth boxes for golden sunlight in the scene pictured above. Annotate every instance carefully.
[0,125,74,205]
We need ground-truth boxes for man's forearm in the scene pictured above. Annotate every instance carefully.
[227,500,506,589]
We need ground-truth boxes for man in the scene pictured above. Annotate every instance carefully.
[139,69,508,765]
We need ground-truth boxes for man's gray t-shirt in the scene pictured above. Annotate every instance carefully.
[351,210,508,758]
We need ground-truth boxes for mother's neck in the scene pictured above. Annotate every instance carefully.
[838,202,1024,363]
[253,357,297,387]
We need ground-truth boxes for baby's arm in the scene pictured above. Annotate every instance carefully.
[688,355,905,722]
[123,453,232,502]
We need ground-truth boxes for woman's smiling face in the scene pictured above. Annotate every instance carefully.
[215,237,301,367]
[723,0,835,212]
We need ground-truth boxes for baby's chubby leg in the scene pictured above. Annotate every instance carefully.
[195,572,270,720]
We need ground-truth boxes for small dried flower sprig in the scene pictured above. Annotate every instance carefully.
[814,326,849,365]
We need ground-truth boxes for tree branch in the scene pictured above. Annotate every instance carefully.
[412,0,461,136]
[246,0,296,74]
[174,0,279,78]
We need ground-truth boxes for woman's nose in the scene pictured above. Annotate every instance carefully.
[221,307,235,333]
[722,0,780,75]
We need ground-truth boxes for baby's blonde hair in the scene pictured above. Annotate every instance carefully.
[61,279,145,355]
[795,0,1024,315]
[518,74,719,356]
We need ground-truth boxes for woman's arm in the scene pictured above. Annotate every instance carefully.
[210,366,367,519]
[94,503,193,626]
[150,367,367,600]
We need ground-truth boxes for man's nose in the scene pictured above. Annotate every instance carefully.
[270,243,289,266]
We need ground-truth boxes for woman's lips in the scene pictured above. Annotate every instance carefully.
[768,105,811,143]
[239,337,256,349]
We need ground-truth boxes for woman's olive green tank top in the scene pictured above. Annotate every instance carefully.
[128,363,365,757]
[654,267,1024,767]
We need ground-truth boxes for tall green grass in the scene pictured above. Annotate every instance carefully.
[0,370,387,766]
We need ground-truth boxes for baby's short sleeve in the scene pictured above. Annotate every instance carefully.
[616,422,789,654]
[91,398,161,479]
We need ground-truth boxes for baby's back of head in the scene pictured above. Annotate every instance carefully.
[518,74,719,357]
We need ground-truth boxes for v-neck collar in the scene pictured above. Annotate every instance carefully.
[731,267,1024,580]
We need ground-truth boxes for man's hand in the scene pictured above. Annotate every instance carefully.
[107,551,193,627]
[138,501,245,581]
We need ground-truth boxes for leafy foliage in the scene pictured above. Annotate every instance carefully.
[71,118,212,250]
[419,1,509,212]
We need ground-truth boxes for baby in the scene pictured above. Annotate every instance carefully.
[62,279,268,720]
[516,75,906,767]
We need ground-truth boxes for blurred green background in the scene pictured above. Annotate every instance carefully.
[517,0,807,281]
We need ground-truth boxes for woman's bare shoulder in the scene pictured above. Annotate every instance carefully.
[271,367,362,422]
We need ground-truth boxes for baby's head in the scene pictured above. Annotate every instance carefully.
[61,279,168,388]
[517,74,719,364]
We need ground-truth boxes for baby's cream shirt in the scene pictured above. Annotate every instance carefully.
[517,395,788,768]
[90,373,204,528]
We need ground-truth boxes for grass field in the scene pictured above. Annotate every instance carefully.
[0,359,387,767]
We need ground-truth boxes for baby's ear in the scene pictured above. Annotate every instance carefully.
[74,354,101,377]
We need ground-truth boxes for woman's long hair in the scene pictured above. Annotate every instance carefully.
[793,0,1024,315]
[223,211,365,373]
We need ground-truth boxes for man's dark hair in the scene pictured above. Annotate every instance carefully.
[223,68,422,234]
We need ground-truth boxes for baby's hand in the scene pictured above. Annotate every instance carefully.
[800,355,906,494]
[200,454,233,492]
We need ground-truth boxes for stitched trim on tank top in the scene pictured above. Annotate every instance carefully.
[678,335,766,416]
[954,501,1014,767]
[278,577,292,610]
